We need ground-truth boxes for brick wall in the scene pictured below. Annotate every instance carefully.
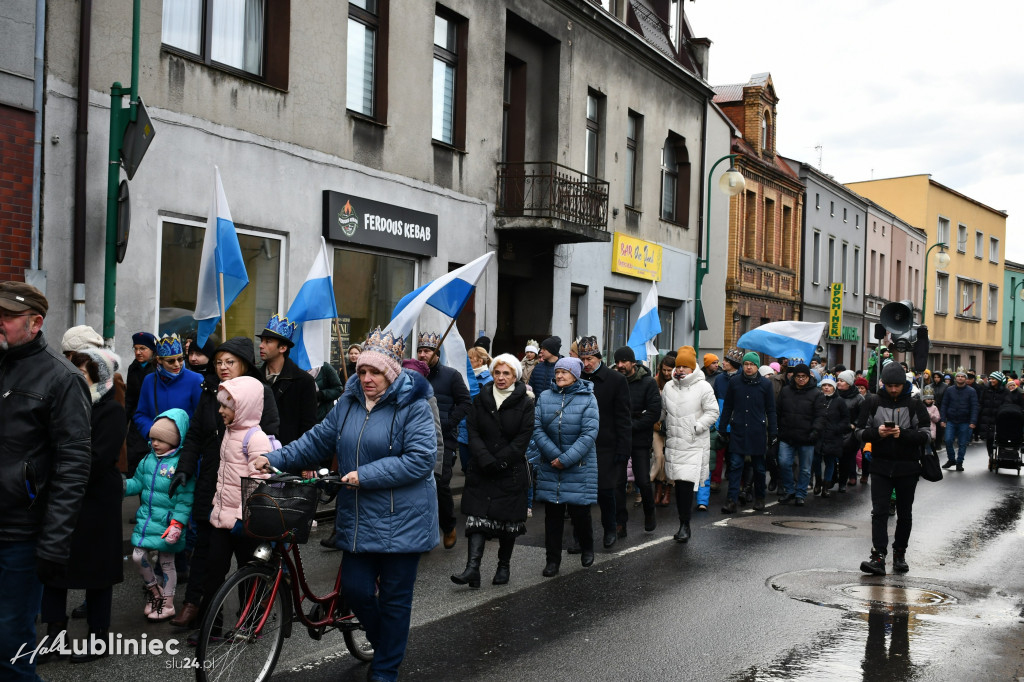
[0,104,35,279]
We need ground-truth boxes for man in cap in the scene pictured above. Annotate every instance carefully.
[579,336,632,547]
[417,331,472,549]
[257,314,318,446]
[0,282,91,681]
[775,363,826,505]
[529,336,562,397]
[718,351,778,512]
[613,346,661,532]
[703,353,721,383]
[939,368,979,471]
[977,370,1009,458]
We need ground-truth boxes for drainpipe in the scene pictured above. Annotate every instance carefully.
[695,99,708,346]
[30,0,45,273]
[72,0,93,325]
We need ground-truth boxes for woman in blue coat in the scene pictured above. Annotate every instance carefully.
[256,328,438,682]
[528,357,599,577]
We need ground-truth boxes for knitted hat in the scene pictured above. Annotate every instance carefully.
[881,361,908,385]
[819,376,837,389]
[769,362,781,373]
[723,347,744,368]
[838,370,857,386]
[474,336,492,353]
[132,331,158,353]
[554,357,583,380]
[742,351,760,365]
[854,377,869,388]
[922,385,935,399]
[84,348,120,397]
[578,336,601,358]
[525,339,540,355]
[703,353,719,368]
[758,365,774,377]
[990,370,1007,385]
[491,353,523,380]
[1007,380,1020,392]
[675,345,697,370]
[791,363,810,376]
[357,327,404,384]
[401,358,430,378]
[540,336,561,355]
[149,417,180,447]
[613,346,635,364]
[61,325,104,353]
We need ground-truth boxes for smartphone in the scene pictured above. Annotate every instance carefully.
[883,421,896,428]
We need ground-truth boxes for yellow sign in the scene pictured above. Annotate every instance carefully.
[828,283,844,338]
[611,232,662,281]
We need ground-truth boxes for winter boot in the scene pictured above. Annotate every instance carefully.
[493,537,515,585]
[143,582,162,617]
[35,620,68,665]
[450,533,485,588]
[860,549,887,576]
[673,520,691,543]
[892,549,910,574]
[147,595,176,622]
[70,629,110,664]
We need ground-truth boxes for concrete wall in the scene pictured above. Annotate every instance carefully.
[0,0,36,111]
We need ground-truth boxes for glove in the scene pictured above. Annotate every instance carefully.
[768,436,779,450]
[162,519,185,544]
[809,430,820,443]
[36,557,67,587]
[168,471,188,497]
[718,433,730,451]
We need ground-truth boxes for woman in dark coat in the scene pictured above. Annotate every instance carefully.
[452,354,535,588]
[40,349,126,664]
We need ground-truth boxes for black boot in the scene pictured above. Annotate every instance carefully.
[860,548,886,576]
[673,520,691,543]
[450,533,485,588]
[36,620,68,665]
[892,549,910,574]
[493,537,514,585]
[71,629,110,664]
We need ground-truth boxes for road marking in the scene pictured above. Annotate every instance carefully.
[615,535,674,555]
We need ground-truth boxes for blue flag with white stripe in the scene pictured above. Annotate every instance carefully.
[626,282,661,362]
[287,237,338,371]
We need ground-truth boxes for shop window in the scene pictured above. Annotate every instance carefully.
[331,248,416,354]
[161,0,290,88]
[158,219,282,348]
[432,7,467,147]
[348,0,389,120]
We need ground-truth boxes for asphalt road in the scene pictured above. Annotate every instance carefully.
[35,442,1024,681]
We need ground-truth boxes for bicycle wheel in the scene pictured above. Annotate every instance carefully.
[196,565,291,682]
[343,621,374,663]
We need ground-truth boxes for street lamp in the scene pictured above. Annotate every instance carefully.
[921,242,950,324]
[1009,281,1024,373]
[694,154,744,356]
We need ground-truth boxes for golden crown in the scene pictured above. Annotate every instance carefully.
[417,331,441,349]
[364,327,405,364]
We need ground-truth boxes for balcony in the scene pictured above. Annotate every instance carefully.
[495,162,611,243]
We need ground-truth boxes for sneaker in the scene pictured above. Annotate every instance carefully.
[752,497,765,511]
[821,489,830,498]
[860,551,886,576]
[721,500,737,514]
[527,508,533,518]
[942,460,956,469]
[778,493,796,505]
[794,497,805,507]
[696,504,708,512]
[956,464,964,471]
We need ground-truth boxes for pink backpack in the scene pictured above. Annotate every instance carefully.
[242,426,283,459]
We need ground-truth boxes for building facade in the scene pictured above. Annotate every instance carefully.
[847,175,1008,373]
[28,0,730,362]
[713,74,804,354]
[1003,260,1024,374]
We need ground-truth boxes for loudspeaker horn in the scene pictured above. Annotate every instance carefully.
[880,299,915,334]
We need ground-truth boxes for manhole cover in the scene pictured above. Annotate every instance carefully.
[841,584,958,607]
[771,520,856,531]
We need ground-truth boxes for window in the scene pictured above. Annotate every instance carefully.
[625,112,642,208]
[935,273,948,314]
[869,249,876,295]
[878,254,885,294]
[841,242,848,288]
[855,214,860,227]
[957,277,981,320]
[1020,321,1024,349]
[937,216,950,245]
[830,201,835,217]
[162,0,289,87]
[763,198,776,263]
[158,218,282,345]
[603,302,630,355]
[812,231,821,284]
[743,191,757,259]
[432,8,466,147]
[988,285,999,322]
[654,306,675,355]
[990,237,1000,263]
[815,193,820,210]
[348,0,388,119]
[853,247,860,294]
[827,236,835,283]
[782,205,794,267]
[761,111,770,151]
[843,207,848,223]
[585,92,603,178]
[331,248,416,355]
[660,134,690,224]
[957,224,967,252]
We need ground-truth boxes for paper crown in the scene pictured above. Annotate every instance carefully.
[577,336,600,357]
[364,327,405,365]
[259,314,297,345]
[417,331,441,350]
[156,333,183,357]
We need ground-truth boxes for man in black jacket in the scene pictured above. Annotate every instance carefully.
[579,336,632,547]
[614,346,661,533]
[0,282,91,681]
[417,331,472,549]
[855,361,931,575]
[776,363,825,506]
[257,314,318,446]
[125,331,157,475]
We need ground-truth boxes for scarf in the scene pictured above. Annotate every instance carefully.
[157,364,183,383]
[493,384,515,409]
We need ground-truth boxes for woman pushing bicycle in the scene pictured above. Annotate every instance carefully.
[252,327,439,682]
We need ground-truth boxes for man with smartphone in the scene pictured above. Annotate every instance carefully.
[855,361,931,576]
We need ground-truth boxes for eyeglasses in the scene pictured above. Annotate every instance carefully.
[215,359,238,368]
[162,357,185,365]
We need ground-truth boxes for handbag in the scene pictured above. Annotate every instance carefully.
[919,447,943,482]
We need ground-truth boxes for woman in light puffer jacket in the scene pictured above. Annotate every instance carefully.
[661,346,719,544]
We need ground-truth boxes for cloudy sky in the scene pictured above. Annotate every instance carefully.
[686,0,1024,263]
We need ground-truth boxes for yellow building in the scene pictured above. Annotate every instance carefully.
[846,175,1007,373]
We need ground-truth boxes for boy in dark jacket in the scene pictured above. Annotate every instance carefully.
[814,377,849,498]
[776,364,826,506]
[939,369,979,470]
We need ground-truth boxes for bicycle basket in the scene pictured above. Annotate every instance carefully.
[242,476,319,543]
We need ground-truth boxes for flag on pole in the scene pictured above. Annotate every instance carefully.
[286,237,339,371]
[626,281,661,362]
[737,320,825,363]
[383,252,495,339]
[193,167,249,347]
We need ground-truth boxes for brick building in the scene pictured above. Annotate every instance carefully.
[713,73,805,353]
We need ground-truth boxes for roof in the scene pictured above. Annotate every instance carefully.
[712,84,744,104]
[846,174,1008,218]
[732,136,801,184]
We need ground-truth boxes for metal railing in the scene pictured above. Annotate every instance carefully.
[496,161,609,228]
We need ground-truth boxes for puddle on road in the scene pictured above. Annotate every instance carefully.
[945,488,1023,564]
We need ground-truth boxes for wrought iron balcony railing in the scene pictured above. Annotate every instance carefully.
[496,162,609,229]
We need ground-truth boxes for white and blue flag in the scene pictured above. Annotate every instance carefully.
[626,281,661,362]
[193,167,249,347]
[287,237,338,371]
[737,320,825,363]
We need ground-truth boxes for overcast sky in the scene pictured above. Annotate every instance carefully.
[686,0,1024,263]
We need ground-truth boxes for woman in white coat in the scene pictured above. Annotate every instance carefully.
[661,345,720,543]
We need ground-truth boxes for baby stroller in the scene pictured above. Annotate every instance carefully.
[989,404,1024,475]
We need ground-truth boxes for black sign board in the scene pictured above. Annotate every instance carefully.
[323,190,438,257]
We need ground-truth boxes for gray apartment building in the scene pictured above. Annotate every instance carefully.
[23,0,733,359]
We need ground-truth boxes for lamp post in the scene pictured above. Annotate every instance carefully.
[694,154,744,356]
[921,242,950,325]
[1009,281,1024,373]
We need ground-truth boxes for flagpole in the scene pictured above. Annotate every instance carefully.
[436,315,460,351]
[334,318,348,382]
[218,272,227,344]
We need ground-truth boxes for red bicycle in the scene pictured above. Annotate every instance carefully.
[196,471,373,681]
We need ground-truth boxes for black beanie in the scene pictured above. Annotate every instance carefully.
[613,346,635,363]
[474,336,491,353]
[881,361,907,385]
[541,336,561,355]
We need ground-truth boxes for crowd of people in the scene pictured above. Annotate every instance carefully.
[2,278,1018,682]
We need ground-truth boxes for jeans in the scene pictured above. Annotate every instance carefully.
[814,446,838,487]
[778,442,815,498]
[727,451,766,502]
[0,540,44,682]
[615,448,655,523]
[869,471,919,554]
[341,551,421,682]
[944,422,972,464]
